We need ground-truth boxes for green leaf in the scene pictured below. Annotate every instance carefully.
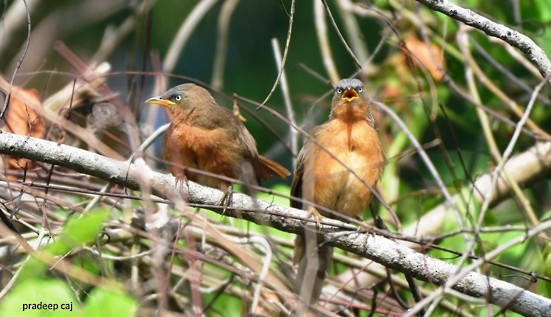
[47,209,110,255]
[82,288,137,317]
[0,279,137,317]
[0,279,79,317]
[18,209,109,281]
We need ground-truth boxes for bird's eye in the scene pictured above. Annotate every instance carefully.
[357,87,363,93]
[174,94,182,102]
[336,88,343,94]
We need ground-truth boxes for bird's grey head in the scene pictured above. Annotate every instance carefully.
[335,78,364,93]
[334,78,365,102]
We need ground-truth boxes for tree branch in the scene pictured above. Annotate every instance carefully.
[1,132,551,316]
[415,0,551,86]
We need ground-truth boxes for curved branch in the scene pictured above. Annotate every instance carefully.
[415,0,551,86]
[1,132,551,316]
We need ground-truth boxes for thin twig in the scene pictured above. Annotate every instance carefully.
[314,0,339,84]
[163,0,218,74]
[271,39,298,160]
[260,0,295,106]
[0,0,32,119]
[211,0,240,90]
[320,0,362,68]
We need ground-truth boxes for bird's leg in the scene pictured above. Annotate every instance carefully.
[307,206,323,229]
[174,175,189,193]
[218,184,233,214]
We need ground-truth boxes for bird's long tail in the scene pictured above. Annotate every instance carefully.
[293,233,333,305]
[257,155,290,179]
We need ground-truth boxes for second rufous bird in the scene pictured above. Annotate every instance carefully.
[291,78,385,305]
[145,83,290,191]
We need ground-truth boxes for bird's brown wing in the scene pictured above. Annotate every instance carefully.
[290,144,307,210]
[291,144,306,269]
[234,121,289,180]
[234,119,259,157]
[291,141,312,267]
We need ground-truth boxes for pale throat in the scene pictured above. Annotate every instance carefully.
[331,100,370,123]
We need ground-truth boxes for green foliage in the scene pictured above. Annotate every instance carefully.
[82,288,137,317]
[203,291,244,317]
[527,0,551,22]
[540,241,551,297]
[17,209,109,282]
[0,279,137,317]
[0,279,77,317]
[50,210,109,254]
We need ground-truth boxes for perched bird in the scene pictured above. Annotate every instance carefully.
[145,83,290,192]
[291,78,385,305]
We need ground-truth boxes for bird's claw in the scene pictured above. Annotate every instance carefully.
[307,207,323,230]
[174,175,189,191]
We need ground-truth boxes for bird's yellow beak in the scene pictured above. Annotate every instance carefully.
[145,96,175,107]
[341,88,359,102]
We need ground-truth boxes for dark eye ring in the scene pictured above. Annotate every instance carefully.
[175,95,182,101]
[336,88,343,94]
